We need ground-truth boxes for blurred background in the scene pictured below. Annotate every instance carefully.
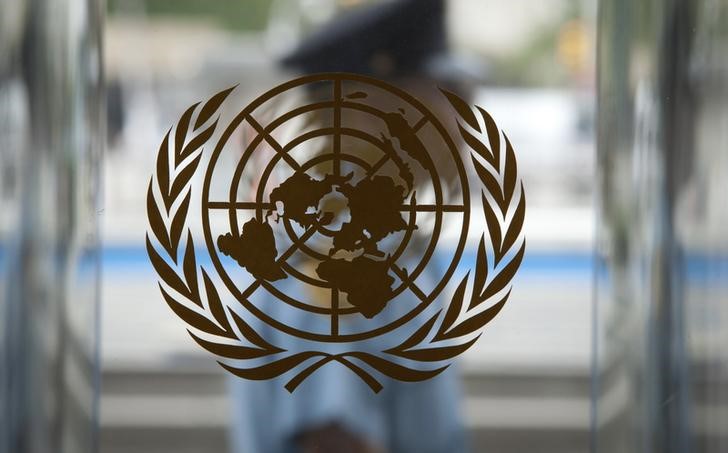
[101,1,594,452]
[2,0,726,452]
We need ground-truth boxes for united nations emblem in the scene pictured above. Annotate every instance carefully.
[146,73,526,392]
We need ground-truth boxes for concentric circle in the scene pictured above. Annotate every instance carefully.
[201,73,470,342]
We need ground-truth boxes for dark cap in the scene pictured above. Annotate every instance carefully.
[280,0,446,77]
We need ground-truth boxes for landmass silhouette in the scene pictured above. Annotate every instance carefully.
[218,218,287,281]
[333,175,409,257]
[316,257,395,318]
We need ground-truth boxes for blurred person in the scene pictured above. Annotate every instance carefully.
[227,1,479,452]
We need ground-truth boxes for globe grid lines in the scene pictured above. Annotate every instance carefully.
[227,89,450,320]
[201,73,471,342]
[223,149,453,325]
[229,88,442,327]
[242,104,448,315]
[209,153,465,332]
[209,78,465,338]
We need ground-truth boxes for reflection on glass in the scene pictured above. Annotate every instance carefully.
[594,0,728,452]
[0,0,103,452]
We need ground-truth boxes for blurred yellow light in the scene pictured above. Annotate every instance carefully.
[557,19,590,74]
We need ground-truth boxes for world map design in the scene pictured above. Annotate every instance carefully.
[218,109,423,318]
[199,73,474,344]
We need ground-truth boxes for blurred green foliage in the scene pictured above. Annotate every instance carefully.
[490,24,566,86]
[108,0,274,31]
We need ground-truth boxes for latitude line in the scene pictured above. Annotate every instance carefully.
[333,80,342,177]
[239,225,318,300]
[399,204,466,212]
[390,265,429,304]
[244,113,301,170]
[207,201,465,213]
[209,201,275,210]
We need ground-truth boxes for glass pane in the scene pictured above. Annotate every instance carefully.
[594,0,728,451]
[0,0,103,452]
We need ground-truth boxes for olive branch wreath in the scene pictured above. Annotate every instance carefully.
[146,86,525,393]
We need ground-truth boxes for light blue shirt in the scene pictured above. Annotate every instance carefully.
[227,256,469,453]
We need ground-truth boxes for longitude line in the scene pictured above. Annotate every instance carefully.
[367,155,391,177]
[238,226,317,300]
[390,265,429,304]
[244,113,301,170]
[333,79,342,177]
[413,115,428,132]
[331,289,339,336]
